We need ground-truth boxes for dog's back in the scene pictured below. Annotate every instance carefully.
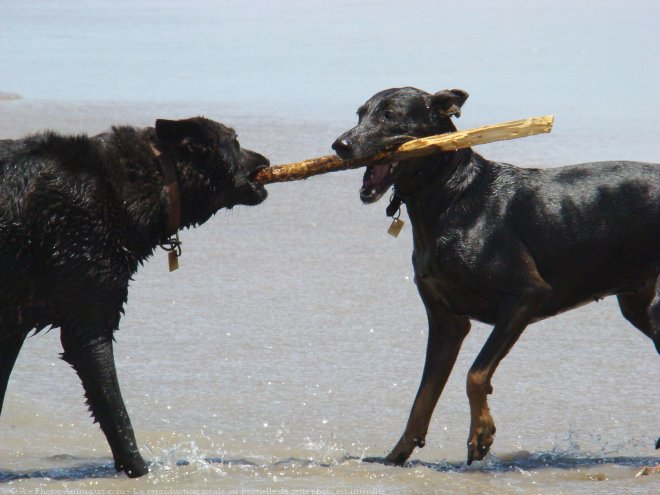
[0,132,109,213]
[0,133,114,331]
[497,160,660,310]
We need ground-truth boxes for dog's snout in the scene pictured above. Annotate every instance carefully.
[332,137,353,159]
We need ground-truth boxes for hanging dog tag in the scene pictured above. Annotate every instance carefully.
[161,233,182,272]
[387,218,405,237]
[168,250,179,272]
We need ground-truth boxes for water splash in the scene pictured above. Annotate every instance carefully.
[363,449,659,474]
[2,442,656,484]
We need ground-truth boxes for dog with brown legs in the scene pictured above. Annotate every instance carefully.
[332,87,659,465]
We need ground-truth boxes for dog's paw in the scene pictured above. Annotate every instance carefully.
[115,455,149,478]
[383,435,426,466]
[362,456,393,465]
[384,448,414,466]
[466,428,495,465]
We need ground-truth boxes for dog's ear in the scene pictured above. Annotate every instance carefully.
[155,119,205,147]
[430,89,469,118]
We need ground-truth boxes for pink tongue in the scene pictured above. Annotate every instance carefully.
[363,164,390,189]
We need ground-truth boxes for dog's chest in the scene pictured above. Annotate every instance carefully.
[412,228,499,321]
[413,244,479,290]
[412,225,478,279]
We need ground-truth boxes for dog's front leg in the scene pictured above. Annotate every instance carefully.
[0,332,27,416]
[61,331,148,478]
[385,292,470,465]
[465,282,550,464]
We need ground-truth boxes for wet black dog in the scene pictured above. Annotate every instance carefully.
[0,117,268,477]
[333,87,660,465]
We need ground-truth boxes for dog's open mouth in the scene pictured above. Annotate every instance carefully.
[360,162,399,204]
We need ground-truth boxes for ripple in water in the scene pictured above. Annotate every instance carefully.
[2,445,657,483]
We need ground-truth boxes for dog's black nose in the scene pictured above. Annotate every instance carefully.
[332,137,353,159]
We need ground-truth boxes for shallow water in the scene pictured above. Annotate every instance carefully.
[1,1,659,494]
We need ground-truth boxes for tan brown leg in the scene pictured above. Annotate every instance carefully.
[385,289,470,465]
[465,282,550,464]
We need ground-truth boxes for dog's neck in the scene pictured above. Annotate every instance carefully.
[395,148,487,226]
[391,117,468,200]
[394,148,473,199]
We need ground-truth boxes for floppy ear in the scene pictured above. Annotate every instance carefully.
[155,119,203,146]
[430,89,469,118]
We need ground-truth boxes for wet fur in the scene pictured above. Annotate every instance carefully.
[333,87,660,466]
[0,117,268,477]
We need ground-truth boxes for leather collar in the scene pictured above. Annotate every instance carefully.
[149,141,181,240]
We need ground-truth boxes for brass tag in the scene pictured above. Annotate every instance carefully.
[387,218,405,237]
[168,250,179,272]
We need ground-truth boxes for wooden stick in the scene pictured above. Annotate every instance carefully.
[254,115,554,184]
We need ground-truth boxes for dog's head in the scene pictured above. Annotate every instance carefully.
[155,117,268,225]
[332,87,468,203]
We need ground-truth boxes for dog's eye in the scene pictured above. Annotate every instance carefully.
[384,110,395,120]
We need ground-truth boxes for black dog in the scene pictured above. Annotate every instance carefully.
[0,117,268,477]
[333,87,660,465]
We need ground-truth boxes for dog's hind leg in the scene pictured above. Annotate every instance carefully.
[385,287,470,465]
[0,332,27,416]
[649,274,660,354]
[618,276,660,450]
[465,277,551,465]
[617,279,660,354]
[61,329,148,478]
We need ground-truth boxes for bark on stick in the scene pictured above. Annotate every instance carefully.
[254,115,554,185]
